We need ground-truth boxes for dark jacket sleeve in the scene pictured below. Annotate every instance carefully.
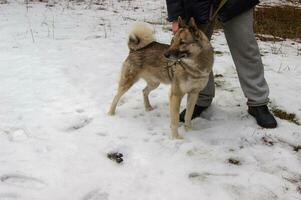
[166,0,184,22]
[217,0,259,22]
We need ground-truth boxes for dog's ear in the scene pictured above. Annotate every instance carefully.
[188,17,198,33]
[178,16,186,28]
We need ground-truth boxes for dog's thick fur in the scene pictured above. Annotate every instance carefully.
[108,17,214,139]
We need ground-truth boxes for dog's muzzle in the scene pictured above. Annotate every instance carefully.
[164,50,189,60]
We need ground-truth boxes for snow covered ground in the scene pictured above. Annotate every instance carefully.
[0,1,300,200]
[260,0,301,6]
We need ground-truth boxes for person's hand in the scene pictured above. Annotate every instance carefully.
[172,20,179,34]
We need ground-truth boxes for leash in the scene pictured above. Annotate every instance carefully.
[165,60,186,81]
[209,0,228,23]
[165,61,202,81]
[205,0,228,35]
[165,61,177,81]
[165,0,230,80]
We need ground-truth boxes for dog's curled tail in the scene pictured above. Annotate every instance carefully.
[128,22,155,51]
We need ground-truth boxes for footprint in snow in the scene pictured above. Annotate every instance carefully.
[0,193,19,200]
[3,129,28,142]
[188,172,238,182]
[76,108,85,113]
[95,132,107,137]
[0,174,47,190]
[226,184,278,200]
[67,117,93,131]
[147,127,154,131]
[82,189,109,200]
[148,132,158,136]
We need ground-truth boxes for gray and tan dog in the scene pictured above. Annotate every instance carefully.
[108,17,214,139]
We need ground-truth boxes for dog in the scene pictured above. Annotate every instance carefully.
[108,17,214,139]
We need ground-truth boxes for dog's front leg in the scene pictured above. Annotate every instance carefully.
[184,92,199,131]
[169,93,183,139]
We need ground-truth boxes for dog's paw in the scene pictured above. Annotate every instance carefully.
[107,111,115,116]
[184,124,199,132]
[145,106,155,112]
[184,124,192,132]
[172,134,184,140]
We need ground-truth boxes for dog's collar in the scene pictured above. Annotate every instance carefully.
[165,60,186,81]
[165,60,204,81]
[165,61,177,81]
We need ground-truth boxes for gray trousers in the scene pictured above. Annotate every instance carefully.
[197,9,269,107]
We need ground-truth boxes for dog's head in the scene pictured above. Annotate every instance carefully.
[164,17,210,61]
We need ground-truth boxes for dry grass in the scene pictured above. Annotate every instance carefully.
[214,5,301,40]
[271,107,300,125]
[254,5,301,40]
[19,0,301,40]
[227,158,241,165]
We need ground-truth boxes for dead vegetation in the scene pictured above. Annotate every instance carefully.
[213,5,301,40]
[270,107,300,125]
[227,158,241,165]
[107,152,124,164]
[214,50,223,55]
[17,0,301,41]
[261,136,274,146]
[260,136,301,152]
[293,145,301,152]
[254,5,301,40]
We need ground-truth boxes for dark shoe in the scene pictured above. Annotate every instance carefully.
[248,105,277,128]
[179,105,208,122]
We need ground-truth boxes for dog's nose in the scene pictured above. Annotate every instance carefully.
[164,52,170,59]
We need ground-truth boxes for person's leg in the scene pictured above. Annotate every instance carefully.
[222,9,277,128]
[196,23,215,107]
[196,71,215,107]
[222,9,269,106]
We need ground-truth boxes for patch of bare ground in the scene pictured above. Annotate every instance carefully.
[254,5,301,41]
[270,107,300,125]
[214,5,301,41]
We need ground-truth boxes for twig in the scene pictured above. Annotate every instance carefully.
[52,15,55,39]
